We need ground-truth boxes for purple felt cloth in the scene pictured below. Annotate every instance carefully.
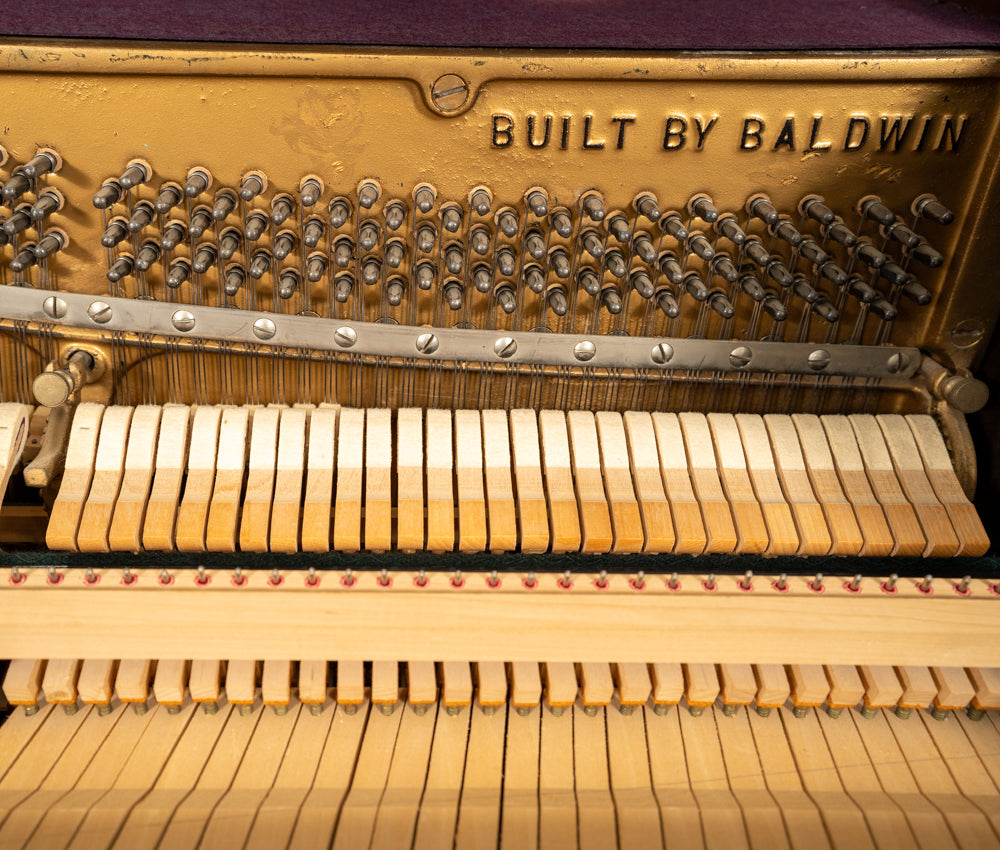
[1,0,999,49]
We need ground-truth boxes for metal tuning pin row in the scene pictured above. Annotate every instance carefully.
[0,147,68,281]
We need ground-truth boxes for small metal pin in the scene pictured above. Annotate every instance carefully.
[860,196,896,227]
[860,705,877,719]
[596,570,609,589]
[154,183,182,215]
[272,704,289,716]
[342,703,359,715]
[775,574,788,591]
[239,704,253,716]
[118,162,149,190]
[414,186,436,213]
[810,573,824,592]
[379,702,397,716]
[188,207,213,238]
[967,705,985,721]
[498,210,519,237]
[203,700,220,715]
[135,240,161,271]
[668,572,680,590]
[166,259,191,289]
[600,286,623,315]
[184,167,211,197]
[10,246,38,273]
[452,569,463,587]
[307,253,328,282]
[211,190,237,221]
[101,219,129,248]
[24,704,39,716]
[358,181,380,209]
[604,250,626,279]
[234,565,244,585]
[379,568,390,587]
[22,150,58,179]
[441,206,462,233]
[309,703,324,716]
[957,576,972,594]
[488,570,500,588]
[11,566,21,583]
[160,221,186,251]
[525,266,545,294]
[689,195,719,223]
[686,232,715,261]
[160,568,171,584]
[471,227,490,255]
[722,704,738,717]
[551,250,571,280]
[93,180,124,209]
[826,706,843,719]
[30,189,62,222]
[607,214,630,244]
[582,704,599,717]
[635,193,661,221]
[551,210,573,237]
[443,280,463,310]
[549,705,565,717]
[4,207,32,236]
[192,244,218,274]
[582,193,605,222]
[363,258,383,286]
[756,706,772,718]
[634,571,646,589]
[524,571,537,588]
[239,173,265,202]
[244,211,269,241]
[524,231,546,261]
[327,198,351,229]
[270,196,294,225]
[629,270,654,299]
[739,571,753,591]
[273,232,296,261]
[652,703,670,716]
[705,573,717,591]
[300,177,322,207]
[526,190,547,217]
[224,266,246,297]
[63,701,80,716]
[884,573,899,592]
[792,706,808,719]
[306,566,318,586]
[913,194,954,225]
[359,221,380,251]
[848,574,863,592]
[85,567,97,584]
[122,566,134,584]
[894,705,911,719]
[577,269,600,298]
[471,188,491,216]
[919,574,934,593]
[270,567,281,585]
[384,201,405,231]
[249,251,271,280]
[196,565,207,584]
[688,705,704,717]
[106,256,134,284]
[559,570,572,589]
[416,568,427,587]
[344,567,355,586]
[278,269,301,299]
[930,705,948,721]
[47,566,59,583]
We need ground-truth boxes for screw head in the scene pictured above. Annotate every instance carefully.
[43,296,67,319]
[335,326,357,348]
[807,348,831,371]
[171,309,196,332]
[729,345,752,368]
[87,301,112,324]
[885,351,910,375]
[574,340,596,362]
[252,317,276,340]
[650,342,674,365]
[494,337,517,359]
[430,73,470,113]
[416,332,439,355]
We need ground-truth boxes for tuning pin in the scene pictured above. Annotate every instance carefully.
[761,291,787,321]
[244,211,268,241]
[607,214,631,244]
[879,261,910,288]
[859,196,895,226]
[306,252,328,282]
[689,194,718,223]
[471,225,491,255]
[525,230,546,261]
[22,150,58,179]
[134,240,161,271]
[577,230,602,260]
[362,257,382,285]
[299,177,322,207]
[770,218,803,247]
[655,287,679,318]
[901,278,932,305]
[118,161,150,190]
[359,221,380,252]
[415,262,435,290]
[209,190,235,221]
[632,232,657,264]
[416,223,436,253]
[629,269,654,298]
[444,280,464,310]
[267,195,294,226]
[33,230,66,259]
[634,193,661,222]
[184,167,211,197]
[249,250,271,279]
[495,282,517,313]
[684,271,709,301]
[604,249,626,278]
[192,243,218,273]
[127,201,155,234]
[93,180,124,209]
[497,209,519,238]
[792,275,819,303]
[550,247,571,279]
[799,195,835,225]
[812,297,839,323]
[913,194,954,225]
[303,217,325,249]
[546,284,568,316]
[869,297,897,321]
[658,252,684,286]
[222,265,245,297]
[908,241,944,268]
[414,185,436,213]
[150,183,181,215]
[824,218,857,247]
[166,258,191,288]
[385,275,406,305]
[473,264,492,293]
[708,290,735,318]
[550,209,573,238]
[106,254,134,283]
[798,238,829,266]
[441,204,462,233]
[277,269,300,299]
[747,195,779,225]
[818,260,848,287]
[385,239,405,268]
[715,214,746,246]
[2,171,30,202]
[237,172,264,202]
[188,206,213,238]
[441,244,461,275]
[525,264,545,294]
[358,181,380,209]
[161,221,186,251]
[854,239,886,269]
[578,268,600,297]
[847,276,877,303]
[600,284,623,314]
[3,206,32,236]
[334,272,355,301]
[215,228,239,260]
[686,232,714,262]
[709,253,739,283]
[10,245,38,272]
[765,259,793,288]
[883,221,920,250]
[470,187,492,216]
[383,201,406,231]
[101,218,129,248]
[496,246,516,276]
[582,193,605,222]
[740,238,767,269]
[329,199,351,228]
[740,274,765,302]
[30,189,62,221]
[526,189,548,217]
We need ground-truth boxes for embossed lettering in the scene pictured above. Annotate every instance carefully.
[663,116,686,150]
[560,116,570,150]
[695,116,718,150]
[844,116,870,150]
[527,114,551,149]
[582,115,606,149]
[740,117,765,150]
[773,117,795,151]
[807,116,832,151]
[492,114,514,148]
[612,116,635,150]
[937,116,967,152]
[879,116,913,152]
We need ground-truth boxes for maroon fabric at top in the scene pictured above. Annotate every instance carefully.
[0,0,999,50]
